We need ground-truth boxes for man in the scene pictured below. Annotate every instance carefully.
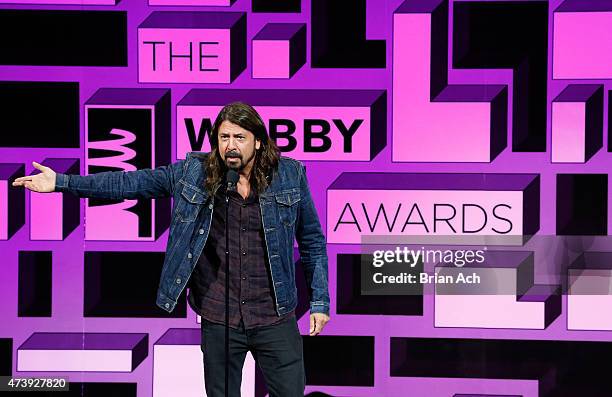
[12,102,330,397]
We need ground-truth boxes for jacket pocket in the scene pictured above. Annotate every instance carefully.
[175,183,207,222]
[274,189,301,227]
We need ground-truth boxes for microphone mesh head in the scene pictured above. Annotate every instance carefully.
[227,170,240,184]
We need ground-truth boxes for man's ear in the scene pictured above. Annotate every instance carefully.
[255,139,261,150]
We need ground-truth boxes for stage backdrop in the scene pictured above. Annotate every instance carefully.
[1,0,612,396]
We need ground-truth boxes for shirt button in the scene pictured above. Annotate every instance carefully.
[199,229,204,234]
[208,204,213,209]
[242,276,247,280]
[164,303,170,308]
[241,300,246,304]
[242,204,246,207]
[242,251,246,255]
[241,227,246,231]
[187,253,192,259]
[176,278,181,284]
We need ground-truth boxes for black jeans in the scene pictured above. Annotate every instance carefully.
[201,316,305,397]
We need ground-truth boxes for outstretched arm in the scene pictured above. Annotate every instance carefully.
[13,160,186,200]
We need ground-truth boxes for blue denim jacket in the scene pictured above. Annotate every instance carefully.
[54,152,330,316]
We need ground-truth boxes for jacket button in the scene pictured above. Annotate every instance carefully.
[199,229,204,234]
[176,278,181,284]
[187,253,192,259]
[164,303,170,308]
[208,204,213,209]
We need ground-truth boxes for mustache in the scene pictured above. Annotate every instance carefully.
[225,151,241,158]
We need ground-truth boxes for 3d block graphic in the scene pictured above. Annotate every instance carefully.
[176,89,386,161]
[30,158,79,240]
[149,0,235,5]
[0,163,25,240]
[435,251,561,329]
[393,0,507,162]
[551,85,603,163]
[311,0,385,68]
[153,328,255,397]
[17,332,148,372]
[0,0,118,3]
[0,338,11,375]
[303,336,374,386]
[0,10,126,66]
[253,0,300,13]
[390,337,612,397]
[553,0,612,79]
[252,23,306,79]
[568,252,612,331]
[18,251,52,317]
[84,251,187,318]
[336,253,423,315]
[452,1,548,152]
[23,382,137,396]
[454,395,521,397]
[85,88,171,241]
[556,174,607,236]
[327,173,540,245]
[138,11,246,83]
[0,82,79,148]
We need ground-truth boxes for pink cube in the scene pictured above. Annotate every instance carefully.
[252,23,306,79]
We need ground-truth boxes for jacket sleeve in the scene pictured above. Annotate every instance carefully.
[294,161,330,316]
[54,160,186,200]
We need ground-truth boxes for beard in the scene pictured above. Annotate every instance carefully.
[225,150,255,171]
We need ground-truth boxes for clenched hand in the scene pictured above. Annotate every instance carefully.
[12,161,57,193]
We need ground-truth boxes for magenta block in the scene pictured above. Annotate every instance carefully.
[0,163,24,240]
[392,0,507,162]
[153,328,255,397]
[149,0,235,5]
[435,251,561,329]
[568,252,612,331]
[176,89,386,161]
[551,84,603,163]
[85,88,171,241]
[252,23,306,79]
[553,0,612,79]
[0,0,117,3]
[17,332,148,372]
[138,11,246,83]
[327,172,540,245]
[29,158,79,240]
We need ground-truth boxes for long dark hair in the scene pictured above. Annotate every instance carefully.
[204,102,280,195]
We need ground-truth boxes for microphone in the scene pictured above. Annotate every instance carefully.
[226,169,239,193]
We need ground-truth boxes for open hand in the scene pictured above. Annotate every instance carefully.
[12,161,56,193]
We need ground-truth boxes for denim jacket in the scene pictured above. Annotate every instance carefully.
[54,152,330,316]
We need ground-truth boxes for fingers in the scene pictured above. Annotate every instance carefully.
[12,176,33,186]
[310,314,330,336]
[32,161,47,172]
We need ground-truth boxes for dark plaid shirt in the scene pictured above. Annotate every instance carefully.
[188,184,295,330]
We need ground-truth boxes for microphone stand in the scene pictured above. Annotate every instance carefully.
[225,184,230,397]
[223,169,238,397]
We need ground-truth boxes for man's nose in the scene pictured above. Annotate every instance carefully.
[226,137,237,150]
